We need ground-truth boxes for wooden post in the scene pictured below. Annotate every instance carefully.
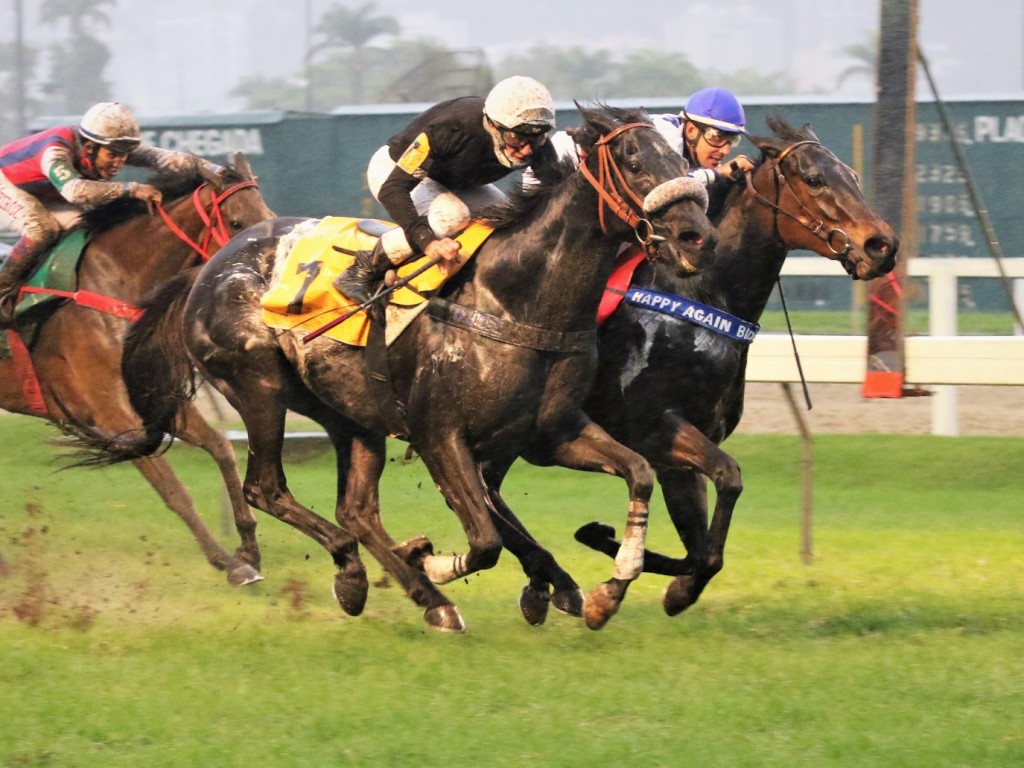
[863,0,918,398]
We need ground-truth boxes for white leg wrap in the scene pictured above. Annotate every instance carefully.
[613,501,649,581]
[423,553,466,585]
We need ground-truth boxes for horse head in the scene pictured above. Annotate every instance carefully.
[745,116,899,280]
[573,103,716,275]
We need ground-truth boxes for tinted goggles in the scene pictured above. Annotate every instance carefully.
[490,119,551,149]
[698,125,743,149]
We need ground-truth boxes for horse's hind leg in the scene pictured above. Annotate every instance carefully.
[174,400,263,582]
[333,429,465,632]
[214,377,369,615]
[129,455,260,585]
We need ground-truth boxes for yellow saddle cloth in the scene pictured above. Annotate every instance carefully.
[260,216,493,346]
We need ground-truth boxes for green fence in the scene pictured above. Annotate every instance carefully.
[26,96,1024,310]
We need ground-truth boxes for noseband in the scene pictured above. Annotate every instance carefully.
[577,123,691,256]
[745,140,853,256]
[157,178,260,261]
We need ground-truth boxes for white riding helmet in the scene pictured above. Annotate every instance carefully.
[483,76,555,134]
[79,102,142,153]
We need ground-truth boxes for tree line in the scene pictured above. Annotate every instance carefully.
[0,1,874,144]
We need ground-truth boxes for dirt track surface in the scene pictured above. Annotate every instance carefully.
[739,382,1024,436]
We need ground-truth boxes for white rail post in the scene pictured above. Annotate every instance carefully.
[929,263,959,435]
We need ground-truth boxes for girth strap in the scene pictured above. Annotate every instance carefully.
[363,310,409,439]
[426,297,596,353]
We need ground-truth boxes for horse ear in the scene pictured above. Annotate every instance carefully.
[747,133,785,159]
[199,160,222,187]
[801,122,821,143]
[575,101,613,150]
[232,152,254,180]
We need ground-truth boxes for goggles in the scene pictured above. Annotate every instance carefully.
[490,119,551,150]
[105,138,141,155]
[697,125,743,149]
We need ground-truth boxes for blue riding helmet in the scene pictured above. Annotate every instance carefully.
[680,87,746,133]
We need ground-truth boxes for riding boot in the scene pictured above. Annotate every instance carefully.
[332,240,392,306]
[0,237,45,328]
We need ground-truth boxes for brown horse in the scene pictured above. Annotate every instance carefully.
[0,154,274,585]
[83,104,716,631]
[505,116,898,616]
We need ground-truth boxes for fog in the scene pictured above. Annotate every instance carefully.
[7,0,1024,116]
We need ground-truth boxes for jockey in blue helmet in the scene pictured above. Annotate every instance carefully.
[676,87,752,186]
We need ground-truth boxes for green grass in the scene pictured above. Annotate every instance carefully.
[758,308,1019,335]
[1,416,1021,767]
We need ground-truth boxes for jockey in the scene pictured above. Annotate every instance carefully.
[334,75,560,305]
[534,87,752,216]
[653,87,754,197]
[0,101,219,327]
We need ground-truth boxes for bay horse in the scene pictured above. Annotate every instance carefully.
[0,154,274,586]
[87,104,716,632]
[519,116,897,616]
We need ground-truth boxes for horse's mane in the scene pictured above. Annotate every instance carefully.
[713,114,819,220]
[762,114,818,145]
[76,162,245,236]
[483,103,655,232]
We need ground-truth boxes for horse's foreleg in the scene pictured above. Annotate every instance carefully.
[130,455,260,585]
[414,443,503,587]
[659,424,743,616]
[538,419,654,630]
[333,429,465,632]
[174,401,262,582]
[483,480,583,625]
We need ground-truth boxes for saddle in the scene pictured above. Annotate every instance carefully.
[260,216,493,347]
[5,230,90,323]
[260,215,495,438]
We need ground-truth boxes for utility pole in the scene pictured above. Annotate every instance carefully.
[863,0,918,399]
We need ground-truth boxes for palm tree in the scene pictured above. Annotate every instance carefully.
[39,0,116,113]
[837,33,879,90]
[307,2,400,107]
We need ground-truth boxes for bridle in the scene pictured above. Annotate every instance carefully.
[156,178,259,261]
[744,140,853,256]
[577,122,672,254]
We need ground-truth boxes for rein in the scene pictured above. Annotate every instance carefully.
[577,122,661,250]
[745,140,853,256]
[156,178,259,261]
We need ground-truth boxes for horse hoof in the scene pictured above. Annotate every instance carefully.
[551,587,584,617]
[227,561,264,587]
[519,585,551,626]
[574,521,616,547]
[424,604,466,633]
[663,576,698,617]
[583,582,623,631]
[332,571,369,616]
[393,535,434,568]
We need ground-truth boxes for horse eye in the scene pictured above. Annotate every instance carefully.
[804,176,825,190]
[627,162,642,173]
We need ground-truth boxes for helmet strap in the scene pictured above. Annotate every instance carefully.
[79,140,101,178]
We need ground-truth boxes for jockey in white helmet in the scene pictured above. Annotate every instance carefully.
[336,76,559,306]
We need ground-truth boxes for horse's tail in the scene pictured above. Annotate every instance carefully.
[55,270,202,468]
[122,269,203,449]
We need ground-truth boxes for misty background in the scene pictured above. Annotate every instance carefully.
[2,0,1022,138]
